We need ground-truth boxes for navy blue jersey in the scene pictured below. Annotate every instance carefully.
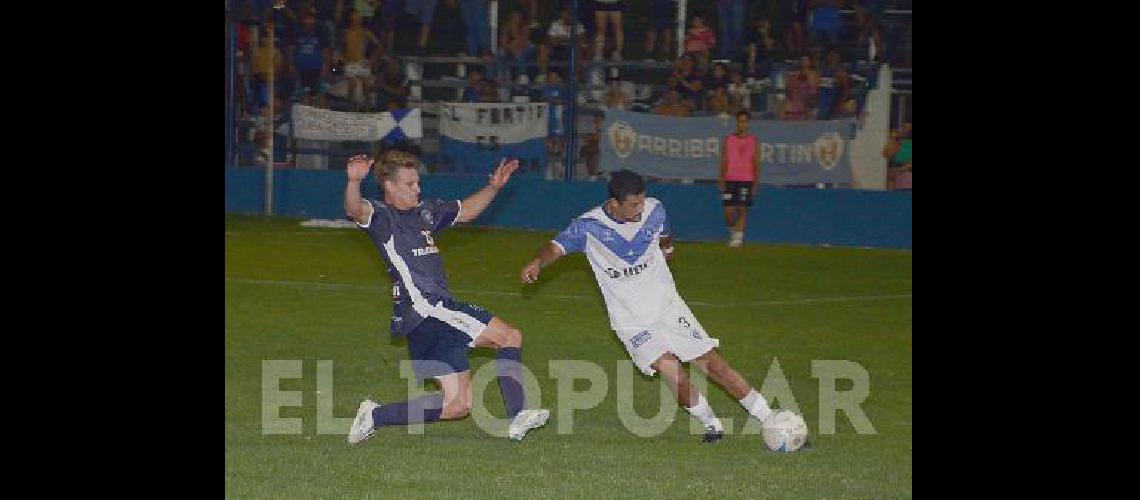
[292,26,326,70]
[356,198,463,337]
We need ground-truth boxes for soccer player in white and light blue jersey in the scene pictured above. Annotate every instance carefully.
[520,170,777,442]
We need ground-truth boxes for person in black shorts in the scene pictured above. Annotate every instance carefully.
[593,0,626,61]
[719,110,761,247]
[538,6,588,80]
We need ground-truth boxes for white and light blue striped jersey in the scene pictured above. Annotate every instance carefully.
[552,197,678,330]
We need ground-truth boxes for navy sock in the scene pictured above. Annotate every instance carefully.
[497,347,526,419]
[372,393,444,427]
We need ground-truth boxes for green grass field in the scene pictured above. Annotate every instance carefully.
[225,214,912,498]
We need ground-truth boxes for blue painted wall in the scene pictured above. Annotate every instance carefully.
[225,168,911,249]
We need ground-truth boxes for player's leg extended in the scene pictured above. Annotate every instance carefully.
[651,353,697,407]
[472,317,550,440]
[436,371,474,419]
[348,374,453,445]
[693,349,773,423]
[471,317,527,418]
[368,372,464,427]
[652,353,724,439]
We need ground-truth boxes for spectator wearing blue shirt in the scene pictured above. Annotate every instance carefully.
[808,0,842,48]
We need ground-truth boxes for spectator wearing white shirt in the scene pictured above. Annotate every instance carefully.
[537,6,588,81]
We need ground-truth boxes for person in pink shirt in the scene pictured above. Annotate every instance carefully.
[718,110,761,247]
[683,14,716,69]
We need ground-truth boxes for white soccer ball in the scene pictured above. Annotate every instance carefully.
[762,410,809,452]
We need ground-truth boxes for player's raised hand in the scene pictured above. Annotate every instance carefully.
[347,154,374,182]
[489,158,520,189]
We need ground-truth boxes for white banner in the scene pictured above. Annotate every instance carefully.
[438,102,547,143]
[291,105,422,141]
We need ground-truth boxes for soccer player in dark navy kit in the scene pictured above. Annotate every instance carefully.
[344,148,549,444]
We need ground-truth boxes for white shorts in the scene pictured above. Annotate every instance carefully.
[614,300,720,376]
[345,61,372,78]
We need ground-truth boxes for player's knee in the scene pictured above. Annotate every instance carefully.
[502,327,523,348]
[652,354,682,374]
[442,400,471,419]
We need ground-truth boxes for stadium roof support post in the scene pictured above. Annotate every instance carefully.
[265,21,275,216]
[676,0,686,61]
[490,1,498,55]
[565,0,581,181]
[226,9,236,169]
[455,60,465,101]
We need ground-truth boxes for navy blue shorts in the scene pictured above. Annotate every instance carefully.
[406,299,494,379]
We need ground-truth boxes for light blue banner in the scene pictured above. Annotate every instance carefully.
[600,111,854,184]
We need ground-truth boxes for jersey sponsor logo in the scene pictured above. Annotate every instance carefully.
[412,230,439,256]
[630,331,652,350]
[678,317,690,328]
[605,262,649,279]
[412,246,440,257]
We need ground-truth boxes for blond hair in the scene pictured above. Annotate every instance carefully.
[373,149,421,185]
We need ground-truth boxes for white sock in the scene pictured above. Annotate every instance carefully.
[739,389,773,422]
[685,393,723,432]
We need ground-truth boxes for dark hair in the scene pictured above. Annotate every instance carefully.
[608,169,645,203]
[735,110,751,119]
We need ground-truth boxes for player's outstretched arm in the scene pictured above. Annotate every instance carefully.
[344,154,374,224]
[456,158,519,223]
[521,243,566,284]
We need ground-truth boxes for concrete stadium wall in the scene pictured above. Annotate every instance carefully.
[226,168,911,249]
